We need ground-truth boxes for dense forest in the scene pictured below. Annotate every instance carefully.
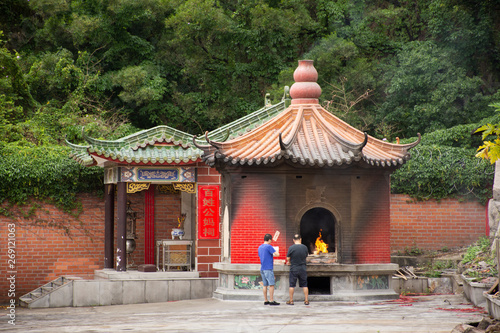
[1,0,499,213]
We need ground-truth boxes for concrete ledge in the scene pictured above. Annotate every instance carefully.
[22,276,217,308]
[95,269,199,280]
[213,288,399,302]
[73,280,100,307]
[213,263,399,275]
[213,263,399,302]
[462,274,494,307]
[485,293,500,319]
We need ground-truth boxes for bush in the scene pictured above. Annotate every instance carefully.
[0,143,103,216]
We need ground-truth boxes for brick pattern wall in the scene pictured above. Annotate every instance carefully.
[230,173,287,264]
[0,194,104,304]
[352,174,392,263]
[0,186,486,303]
[390,194,487,252]
[196,163,222,277]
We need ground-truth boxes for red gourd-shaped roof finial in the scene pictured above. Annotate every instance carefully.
[289,60,322,105]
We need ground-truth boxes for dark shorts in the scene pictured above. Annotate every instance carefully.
[289,268,307,288]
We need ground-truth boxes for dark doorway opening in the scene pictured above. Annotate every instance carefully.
[299,207,336,254]
[307,276,331,295]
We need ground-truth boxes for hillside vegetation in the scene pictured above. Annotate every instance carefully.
[0,0,499,212]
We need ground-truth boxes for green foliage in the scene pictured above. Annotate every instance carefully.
[391,138,494,204]
[475,103,500,163]
[378,41,489,137]
[0,143,103,216]
[0,32,35,115]
[462,237,491,264]
[0,0,499,212]
[403,245,423,256]
[461,237,497,280]
[421,260,456,278]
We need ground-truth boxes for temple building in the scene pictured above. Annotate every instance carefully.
[66,60,419,301]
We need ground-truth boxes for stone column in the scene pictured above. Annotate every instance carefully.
[104,183,115,269]
[116,182,127,271]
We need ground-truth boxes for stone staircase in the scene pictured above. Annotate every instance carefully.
[17,270,216,308]
[19,276,76,308]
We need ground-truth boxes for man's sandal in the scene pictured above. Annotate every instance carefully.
[286,301,294,305]
[304,301,310,305]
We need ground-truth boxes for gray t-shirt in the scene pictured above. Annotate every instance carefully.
[287,243,309,270]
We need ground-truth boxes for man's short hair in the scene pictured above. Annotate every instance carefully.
[264,234,272,242]
[293,234,301,241]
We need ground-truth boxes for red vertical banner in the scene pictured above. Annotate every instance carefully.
[198,185,220,239]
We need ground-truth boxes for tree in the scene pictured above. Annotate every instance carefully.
[475,103,500,164]
[377,41,489,137]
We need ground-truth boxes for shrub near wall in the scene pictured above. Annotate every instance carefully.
[0,194,104,304]
[390,194,486,252]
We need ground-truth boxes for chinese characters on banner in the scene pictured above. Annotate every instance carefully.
[198,185,220,239]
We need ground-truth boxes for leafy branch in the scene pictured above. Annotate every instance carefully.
[475,103,500,163]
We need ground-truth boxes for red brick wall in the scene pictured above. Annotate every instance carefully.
[352,173,391,264]
[0,194,104,304]
[0,163,224,303]
[229,173,287,264]
[390,194,487,252]
[196,163,222,277]
[0,184,486,303]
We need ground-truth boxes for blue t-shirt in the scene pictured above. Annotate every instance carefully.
[258,243,275,271]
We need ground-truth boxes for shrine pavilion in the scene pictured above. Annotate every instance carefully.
[68,60,419,301]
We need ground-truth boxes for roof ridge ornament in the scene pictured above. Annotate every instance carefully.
[289,60,322,105]
[278,106,304,150]
[192,131,213,149]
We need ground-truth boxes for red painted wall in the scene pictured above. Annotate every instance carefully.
[229,174,287,264]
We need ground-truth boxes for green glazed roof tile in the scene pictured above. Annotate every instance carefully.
[67,98,288,167]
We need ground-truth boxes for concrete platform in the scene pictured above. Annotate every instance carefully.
[20,270,217,308]
[94,268,200,280]
[4,294,487,332]
[213,262,400,301]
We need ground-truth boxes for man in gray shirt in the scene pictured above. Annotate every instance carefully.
[286,234,309,305]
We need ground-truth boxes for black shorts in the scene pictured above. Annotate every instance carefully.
[289,268,307,288]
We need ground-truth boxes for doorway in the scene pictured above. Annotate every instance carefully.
[299,207,336,254]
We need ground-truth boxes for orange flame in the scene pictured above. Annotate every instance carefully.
[314,230,328,254]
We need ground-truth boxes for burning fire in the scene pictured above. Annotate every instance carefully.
[314,230,328,254]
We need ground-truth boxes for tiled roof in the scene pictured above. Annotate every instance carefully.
[195,60,419,168]
[67,100,288,167]
[195,103,420,168]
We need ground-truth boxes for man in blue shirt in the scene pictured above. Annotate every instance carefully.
[258,233,280,305]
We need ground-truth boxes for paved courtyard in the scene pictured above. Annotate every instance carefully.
[1,294,488,333]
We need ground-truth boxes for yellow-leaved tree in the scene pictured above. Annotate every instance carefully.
[475,103,500,163]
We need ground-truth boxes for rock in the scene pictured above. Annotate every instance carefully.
[478,317,494,330]
[488,200,500,237]
[451,323,484,333]
[486,323,500,333]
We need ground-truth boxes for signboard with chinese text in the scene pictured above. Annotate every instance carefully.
[198,185,220,239]
[117,166,196,183]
